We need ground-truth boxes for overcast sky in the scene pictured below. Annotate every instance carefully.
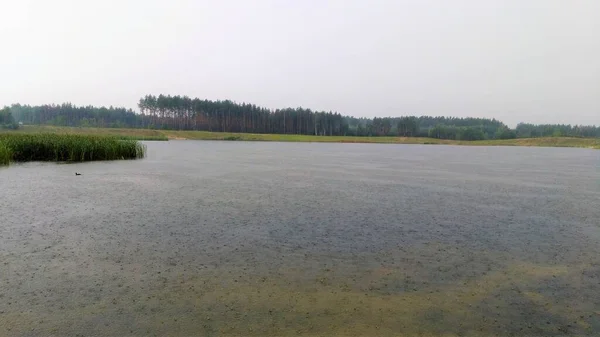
[1,0,598,126]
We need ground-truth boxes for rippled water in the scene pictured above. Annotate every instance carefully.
[1,141,600,336]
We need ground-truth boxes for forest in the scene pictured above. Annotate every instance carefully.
[0,107,18,129]
[5,95,600,140]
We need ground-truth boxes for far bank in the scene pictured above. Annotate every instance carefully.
[3,125,599,149]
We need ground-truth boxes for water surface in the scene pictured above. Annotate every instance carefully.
[1,141,599,336]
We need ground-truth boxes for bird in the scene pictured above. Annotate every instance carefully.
[75,172,82,176]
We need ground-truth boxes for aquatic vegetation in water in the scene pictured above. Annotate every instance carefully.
[2,240,595,337]
[0,133,145,163]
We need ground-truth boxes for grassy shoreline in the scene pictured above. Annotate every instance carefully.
[3,125,600,149]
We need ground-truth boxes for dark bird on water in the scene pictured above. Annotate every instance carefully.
[75,172,82,176]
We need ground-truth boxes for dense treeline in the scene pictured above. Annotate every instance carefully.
[138,95,347,136]
[344,116,507,139]
[0,107,18,129]
[4,95,600,140]
[10,103,142,129]
[514,123,600,138]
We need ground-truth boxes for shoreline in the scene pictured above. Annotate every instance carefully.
[3,125,599,150]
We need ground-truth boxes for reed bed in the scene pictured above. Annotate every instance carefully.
[0,133,145,164]
[0,142,10,165]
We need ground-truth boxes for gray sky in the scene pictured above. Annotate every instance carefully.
[1,0,598,126]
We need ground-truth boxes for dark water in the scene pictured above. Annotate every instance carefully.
[1,141,599,336]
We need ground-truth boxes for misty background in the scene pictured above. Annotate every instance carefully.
[1,0,598,126]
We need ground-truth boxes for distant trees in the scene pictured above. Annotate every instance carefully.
[344,116,506,139]
[136,94,348,135]
[515,123,600,138]
[10,103,141,128]
[397,117,419,137]
[427,125,496,140]
[0,107,18,129]
[495,126,517,139]
[8,97,348,136]
[5,97,600,140]
[428,124,458,140]
[457,127,486,141]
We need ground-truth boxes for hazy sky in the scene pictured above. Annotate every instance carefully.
[1,0,598,126]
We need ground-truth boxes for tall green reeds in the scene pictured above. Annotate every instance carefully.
[0,133,145,164]
[0,142,11,165]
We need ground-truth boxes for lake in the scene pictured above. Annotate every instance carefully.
[1,141,599,336]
